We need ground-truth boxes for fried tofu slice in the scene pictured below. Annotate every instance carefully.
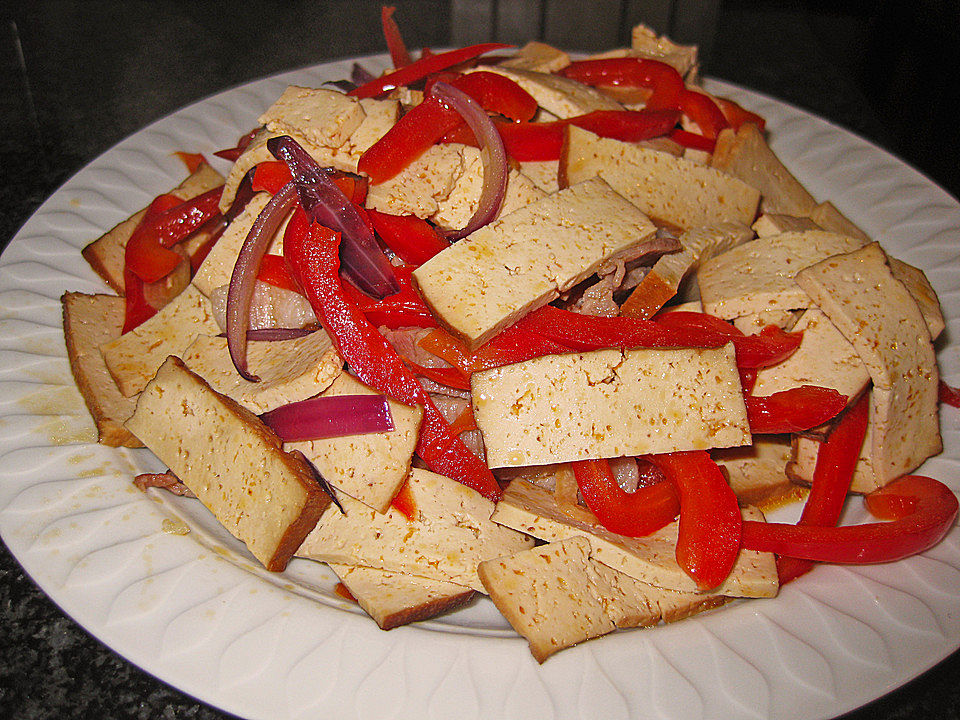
[795,242,940,486]
[82,163,224,294]
[328,563,475,630]
[751,308,870,402]
[181,331,342,414]
[286,373,423,513]
[491,480,778,598]
[500,41,571,73]
[752,213,820,237]
[710,123,818,217]
[125,356,329,571]
[101,285,220,397]
[473,344,750,468]
[562,126,761,229]
[61,293,142,447]
[696,231,866,319]
[413,177,656,348]
[296,468,534,592]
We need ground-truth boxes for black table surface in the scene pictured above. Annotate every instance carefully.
[1,2,958,719]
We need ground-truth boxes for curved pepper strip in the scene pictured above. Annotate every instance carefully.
[419,325,570,375]
[572,458,679,538]
[741,475,958,564]
[649,450,742,591]
[744,385,848,434]
[381,5,412,69]
[282,207,501,501]
[366,209,450,265]
[438,71,538,122]
[777,392,870,584]
[349,43,511,98]
[560,58,684,109]
[341,265,438,329]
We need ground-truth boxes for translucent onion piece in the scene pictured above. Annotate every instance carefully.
[260,394,395,442]
[267,135,399,298]
[226,182,298,381]
[429,81,508,240]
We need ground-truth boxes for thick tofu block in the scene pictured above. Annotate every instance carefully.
[296,468,533,592]
[697,231,866,319]
[194,193,289,297]
[622,222,754,318]
[480,66,622,118]
[125,357,328,571]
[82,163,224,294]
[328,564,475,630]
[631,24,699,80]
[491,480,778,598]
[562,126,761,229]
[101,285,220,397]
[796,243,940,485]
[888,257,945,340]
[473,344,750,467]
[711,123,818,216]
[259,86,365,152]
[61,293,141,447]
[286,373,423,513]
[478,537,618,662]
[182,331,342,414]
[752,213,820,238]
[751,309,870,401]
[413,178,657,347]
[808,201,870,242]
[218,128,276,212]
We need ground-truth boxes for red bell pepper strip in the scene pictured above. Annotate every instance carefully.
[390,479,417,520]
[559,58,685,109]
[358,95,462,184]
[349,43,511,99]
[341,265,438,329]
[677,88,729,140]
[939,380,960,408]
[713,96,766,132]
[568,108,680,143]
[256,253,302,293]
[381,5,412,69]
[174,152,206,173]
[744,385,848,434]
[406,361,472,392]
[741,474,958,564]
[251,161,293,194]
[649,450,742,590]
[572,458,679,537]
[282,207,501,500]
[445,71,538,122]
[669,128,716,153]
[152,186,224,248]
[366,209,450,265]
[515,305,673,351]
[419,325,570,375]
[777,393,870,584]
[125,222,182,283]
[214,127,259,162]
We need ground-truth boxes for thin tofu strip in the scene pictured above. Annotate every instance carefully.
[473,344,750,468]
[328,564,475,630]
[296,468,533,592]
[479,66,623,118]
[795,242,941,485]
[491,480,779,598]
[413,177,657,348]
[125,357,329,572]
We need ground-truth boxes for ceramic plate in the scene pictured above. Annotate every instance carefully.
[1,54,958,720]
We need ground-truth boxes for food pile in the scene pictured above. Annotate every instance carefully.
[63,8,958,662]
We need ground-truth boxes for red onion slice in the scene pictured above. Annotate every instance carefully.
[351,63,376,86]
[226,182,298,381]
[218,327,318,341]
[267,136,399,298]
[429,81,508,240]
[260,394,395,442]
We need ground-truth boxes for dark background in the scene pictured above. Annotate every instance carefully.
[1,1,958,718]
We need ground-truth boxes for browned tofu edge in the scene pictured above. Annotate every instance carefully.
[61,291,143,448]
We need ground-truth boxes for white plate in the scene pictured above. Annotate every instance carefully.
[1,54,959,720]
